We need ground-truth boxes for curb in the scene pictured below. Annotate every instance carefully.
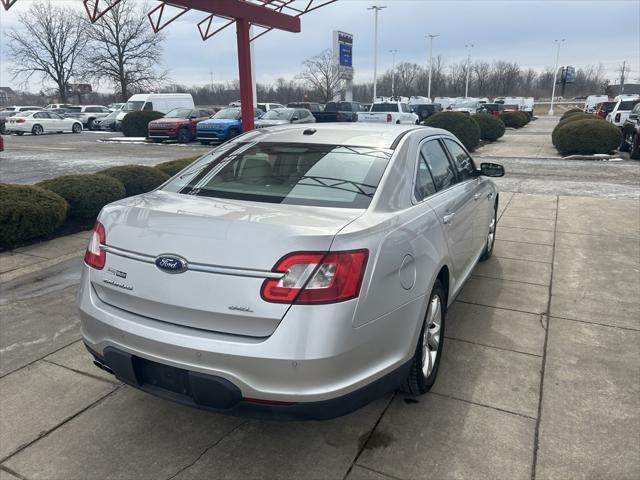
[99,137,150,143]
[0,250,85,284]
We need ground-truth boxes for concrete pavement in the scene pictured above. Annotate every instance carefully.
[1,192,638,480]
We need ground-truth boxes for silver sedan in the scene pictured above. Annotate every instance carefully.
[78,123,503,419]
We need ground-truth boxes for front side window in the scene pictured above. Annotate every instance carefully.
[443,138,476,181]
[262,109,293,120]
[420,140,457,191]
[143,102,153,111]
[162,143,393,209]
[164,108,193,118]
[125,101,144,111]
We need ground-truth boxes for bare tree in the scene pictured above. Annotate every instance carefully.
[5,1,89,103]
[473,61,491,96]
[297,49,342,103]
[85,0,167,101]
[394,62,423,96]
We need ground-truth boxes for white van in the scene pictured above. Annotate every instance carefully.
[584,95,608,113]
[523,97,535,113]
[116,93,194,123]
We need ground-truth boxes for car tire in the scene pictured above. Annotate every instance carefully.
[72,123,82,134]
[0,124,6,134]
[88,118,96,131]
[32,124,43,136]
[402,280,446,395]
[479,203,497,261]
[631,135,640,160]
[178,128,190,144]
[229,128,239,138]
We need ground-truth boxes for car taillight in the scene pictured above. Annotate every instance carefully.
[386,113,392,122]
[84,222,106,270]
[16,118,26,123]
[615,113,621,122]
[261,250,369,305]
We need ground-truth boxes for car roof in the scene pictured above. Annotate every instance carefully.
[237,123,442,149]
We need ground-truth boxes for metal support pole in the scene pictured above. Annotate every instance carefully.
[427,34,439,100]
[390,49,397,97]
[368,6,386,102]
[548,39,564,116]
[236,18,254,131]
[465,43,473,98]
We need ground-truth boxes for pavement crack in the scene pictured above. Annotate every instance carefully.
[538,314,547,331]
[165,420,250,480]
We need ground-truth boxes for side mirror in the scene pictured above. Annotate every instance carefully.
[480,162,505,177]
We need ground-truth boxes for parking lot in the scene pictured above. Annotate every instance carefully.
[1,117,638,480]
[0,131,209,184]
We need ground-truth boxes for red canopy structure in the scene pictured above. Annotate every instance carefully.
[3,0,336,130]
[146,0,337,130]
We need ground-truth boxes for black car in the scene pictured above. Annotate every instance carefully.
[0,111,16,134]
[411,103,443,122]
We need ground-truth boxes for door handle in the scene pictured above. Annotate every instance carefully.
[474,194,481,201]
[442,213,456,224]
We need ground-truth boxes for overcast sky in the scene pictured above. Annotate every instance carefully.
[1,0,638,92]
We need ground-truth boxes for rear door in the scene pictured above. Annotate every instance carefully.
[420,138,477,285]
[33,112,52,132]
[442,138,489,258]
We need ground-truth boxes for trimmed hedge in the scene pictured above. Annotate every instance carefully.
[425,111,481,151]
[473,113,506,141]
[552,113,596,145]
[99,165,170,196]
[554,119,622,156]
[561,108,583,119]
[37,174,126,220]
[0,184,68,248]
[121,110,164,137]
[155,157,199,177]
[515,111,530,125]
[500,112,527,129]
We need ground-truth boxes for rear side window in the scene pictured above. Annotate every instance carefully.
[420,140,457,191]
[443,138,476,181]
[414,153,437,201]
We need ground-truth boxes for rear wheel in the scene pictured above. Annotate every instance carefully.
[402,280,446,395]
[619,134,631,152]
[72,123,82,133]
[87,118,96,130]
[177,128,191,143]
[32,124,43,136]
[631,134,640,160]
[15,132,24,136]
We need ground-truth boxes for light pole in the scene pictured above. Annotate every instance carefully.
[464,43,474,98]
[548,39,565,116]
[368,5,386,102]
[427,34,439,101]
[390,49,398,97]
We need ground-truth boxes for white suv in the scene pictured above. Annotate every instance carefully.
[63,105,112,130]
[607,97,640,127]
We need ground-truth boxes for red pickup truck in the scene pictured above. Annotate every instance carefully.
[148,108,215,143]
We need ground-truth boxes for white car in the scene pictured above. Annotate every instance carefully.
[64,105,112,130]
[358,101,419,124]
[606,97,640,127]
[5,110,83,135]
[2,105,43,113]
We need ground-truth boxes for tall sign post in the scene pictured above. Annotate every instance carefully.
[333,30,354,101]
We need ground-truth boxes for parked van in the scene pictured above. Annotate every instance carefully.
[523,97,535,113]
[584,95,608,113]
[116,93,195,124]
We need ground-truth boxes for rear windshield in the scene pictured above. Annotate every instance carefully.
[162,143,393,209]
[370,103,398,112]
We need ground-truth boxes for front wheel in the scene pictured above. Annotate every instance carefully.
[228,128,239,139]
[479,203,497,261]
[402,280,446,395]
[72,123,82,133]
[32,124,43,136]
[177,128,191,144]
[200,140,210,145]
[88,118,96,130]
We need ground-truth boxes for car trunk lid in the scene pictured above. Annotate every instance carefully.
[91,191,362,337]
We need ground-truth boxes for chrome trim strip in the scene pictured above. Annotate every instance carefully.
[101,245,283,279]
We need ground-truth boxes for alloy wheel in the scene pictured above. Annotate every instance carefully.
[32,125,43,135]
[421,295,442,377]
[487,210,496,252]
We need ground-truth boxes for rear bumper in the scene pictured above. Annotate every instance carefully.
[88,344,410,420]
[78,267,422,416]
[5,124,30,132]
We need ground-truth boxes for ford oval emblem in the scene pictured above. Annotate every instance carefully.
[155,255,188,274]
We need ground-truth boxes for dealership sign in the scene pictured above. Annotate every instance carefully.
[333,30,353,80]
